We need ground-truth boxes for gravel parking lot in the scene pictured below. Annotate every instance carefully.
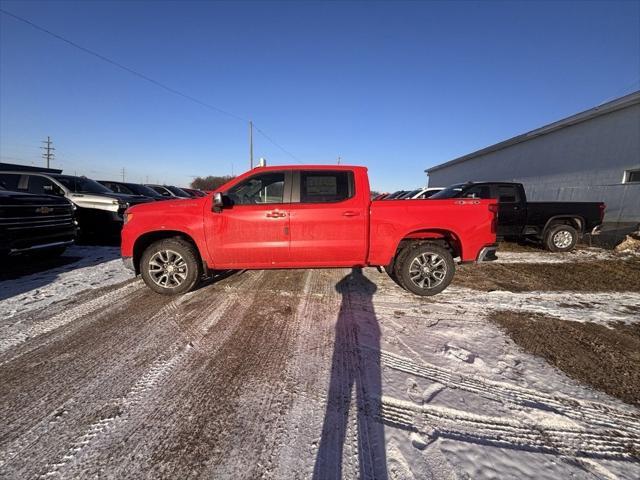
[1,244,639,479]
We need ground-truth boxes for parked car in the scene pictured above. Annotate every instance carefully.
[145,184,192,198]
[0,171,152,236]
[182,188,207,197]
[121,165,497,296]
[372,192,389,200]
[384,190,410,200]
[430,182,605,252]
[98,180,168,201]
[407,187,443,199]
[0,185,76,257]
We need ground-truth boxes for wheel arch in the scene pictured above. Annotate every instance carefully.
[543,216,585,237]
[132,230,206,275]
[386,228,462,270]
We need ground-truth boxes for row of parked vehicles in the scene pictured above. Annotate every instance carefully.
[0,168,204,258]
[2,164,605,298]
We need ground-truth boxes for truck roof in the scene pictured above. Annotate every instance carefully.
[248,165,367,172]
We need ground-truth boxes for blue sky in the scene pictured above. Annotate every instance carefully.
[1,1,638,191]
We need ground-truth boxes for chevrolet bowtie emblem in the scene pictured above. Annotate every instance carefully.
[35,206,54,214]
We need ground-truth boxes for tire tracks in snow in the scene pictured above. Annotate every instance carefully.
[379,397,640,461]
[379,349,640,435]
[0,280,142,359]
[34,284,256,479]
[0,273,251,479]
[49,269,306,479]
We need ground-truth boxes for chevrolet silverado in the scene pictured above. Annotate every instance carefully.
[121,166,498,296]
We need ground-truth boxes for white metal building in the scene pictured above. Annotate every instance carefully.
[426,91,640,240]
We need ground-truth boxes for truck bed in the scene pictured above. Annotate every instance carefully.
[368,198,497,265]
[526,201,604,233]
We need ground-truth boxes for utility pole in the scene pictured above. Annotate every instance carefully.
[337,156,341,165]
[41,136,55,168]
[121,167,126,181]
[249,120,254,169]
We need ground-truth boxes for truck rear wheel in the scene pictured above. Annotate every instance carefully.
[395,243,455,296]
[140,238,202,295]
[544,224,578,252]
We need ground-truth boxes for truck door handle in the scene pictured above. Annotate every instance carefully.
[266,211,286,218]
[342,211,359,217]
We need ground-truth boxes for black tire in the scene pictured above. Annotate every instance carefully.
[544,224,578,252]
[395,243,455,296]
[140,238,202,295]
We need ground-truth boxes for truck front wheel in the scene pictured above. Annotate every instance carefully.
[140,238,202,295]
[544,224,578,252]
[396,243,455,296]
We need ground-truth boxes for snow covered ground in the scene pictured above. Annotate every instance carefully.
[0,245,135,320]
[0,246,638,479]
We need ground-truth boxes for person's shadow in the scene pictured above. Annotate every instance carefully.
[313,268,388,480]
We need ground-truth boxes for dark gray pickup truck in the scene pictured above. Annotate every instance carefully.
[430,182,605,252]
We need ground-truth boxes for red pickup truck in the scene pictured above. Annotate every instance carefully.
[121,165,497,296]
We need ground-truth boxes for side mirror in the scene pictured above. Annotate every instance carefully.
[213,192,224,213]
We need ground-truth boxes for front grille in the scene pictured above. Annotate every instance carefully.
[0,204,75,231]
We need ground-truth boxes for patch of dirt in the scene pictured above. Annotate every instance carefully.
[490,310,640,406]
[455,259,640,292]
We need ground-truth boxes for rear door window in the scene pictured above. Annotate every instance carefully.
[497,185,520,203]
[26,175,58,195]
[0,173,21,191]
[300,171,353,203]
[463,185,492,199]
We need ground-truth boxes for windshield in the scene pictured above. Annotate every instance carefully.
[429,183,466,199]
[166,186,192,198]
[54,175,113,194]
[130,184,164,198]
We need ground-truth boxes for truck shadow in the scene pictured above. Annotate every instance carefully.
[313,267,388,480]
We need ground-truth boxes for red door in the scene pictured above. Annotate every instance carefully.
[287,170,367,266]
[206,171,290,268]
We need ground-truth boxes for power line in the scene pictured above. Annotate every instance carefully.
[253,124,302,163]
[0,8,245,123]
[0,8,304,164]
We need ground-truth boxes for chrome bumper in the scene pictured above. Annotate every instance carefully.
[477,244,498,262]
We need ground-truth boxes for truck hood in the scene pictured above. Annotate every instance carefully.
[126,196,205,214]
[0,190,72,206]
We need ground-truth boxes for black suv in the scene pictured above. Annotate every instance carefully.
[0,186,77,257]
